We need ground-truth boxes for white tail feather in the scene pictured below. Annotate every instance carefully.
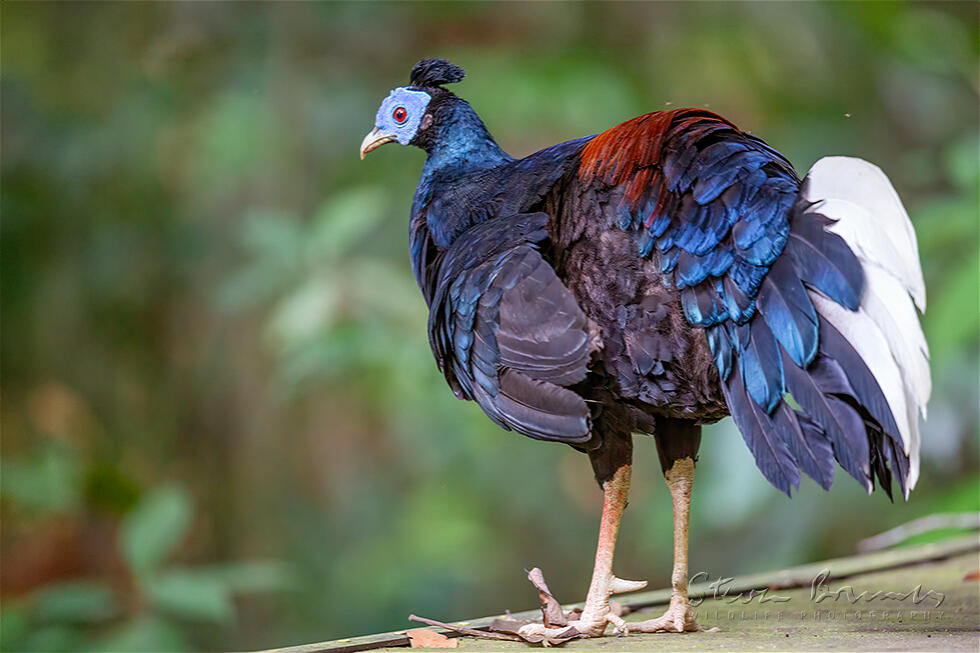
[809,292,918,487]
[860,265,931,413]
[802,157,929,493]
[812,197,923,310]
[805,157,926,310]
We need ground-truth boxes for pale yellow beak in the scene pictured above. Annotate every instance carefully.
[359,127,397,160]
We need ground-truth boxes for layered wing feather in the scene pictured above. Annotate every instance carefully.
[577,110,925,496]
[429,212,592,443]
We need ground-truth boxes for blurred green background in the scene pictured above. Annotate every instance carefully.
[2,2,978,651]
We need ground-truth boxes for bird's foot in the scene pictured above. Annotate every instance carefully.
[517,608,629,639]
[516,567,647,639]
[518,575,647,639]
[628,595,703,633]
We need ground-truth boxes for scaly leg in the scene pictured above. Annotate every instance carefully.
[630,456,702,633]
[519,464,647,638]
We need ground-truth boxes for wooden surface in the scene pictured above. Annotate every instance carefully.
[246,534,980,653]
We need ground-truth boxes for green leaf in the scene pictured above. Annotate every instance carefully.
[33,580,117,623]
[195,92,272,186]
[144,569,234,624]
[267,277,341,347]
[945,132,980,193]
[83,463,142,515]
[1,443,82,514]
[925,248,980,365]
[96,614,187,653]
[0,603,30,651]
[18,625,79,653]
[307,186,387,263]
[197,560,294,593]
[240,208,303,260]
[121,485,192,576]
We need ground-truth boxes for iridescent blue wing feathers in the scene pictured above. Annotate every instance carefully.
[578,109,914,495]
[429,213,591,443]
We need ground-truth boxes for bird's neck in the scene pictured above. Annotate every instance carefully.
[406,94,518,301]
[421,101,513,177]
[411,102,514,257]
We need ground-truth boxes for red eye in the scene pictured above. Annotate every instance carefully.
[393,106,408,124]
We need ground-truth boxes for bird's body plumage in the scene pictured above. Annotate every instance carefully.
[361,59,929,637]
[406,97,924,497]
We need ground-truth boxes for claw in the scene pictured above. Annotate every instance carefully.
[607,612,629,636]
[610,576,648,594]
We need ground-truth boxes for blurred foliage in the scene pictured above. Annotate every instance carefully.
[1,482,289,651]
[2,2,977,650]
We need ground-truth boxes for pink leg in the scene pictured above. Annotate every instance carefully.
[630,456,703,633]
[520,464,647,638]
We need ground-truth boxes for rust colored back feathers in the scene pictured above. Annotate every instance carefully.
[579,109,738,211]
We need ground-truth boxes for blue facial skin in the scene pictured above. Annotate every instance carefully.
[375,88,431,145]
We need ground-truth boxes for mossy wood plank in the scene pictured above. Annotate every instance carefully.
[246,534,979,653]
[447,550,980,651]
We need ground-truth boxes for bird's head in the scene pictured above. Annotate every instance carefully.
[359,58,467,160]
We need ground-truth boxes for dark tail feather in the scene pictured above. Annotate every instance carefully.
[757,254,819,367]
[721,369,799,496]
[785,208,863,310]
[888,436,910,499]
[781,350,871,489]
[774,404,835,491]
[817,315,909,496]
[867,420,894,501]
[816,316,902,442]
[715,198,913,498]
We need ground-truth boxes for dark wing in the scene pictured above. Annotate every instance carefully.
[576,109,908,496]
[429,212,592,443]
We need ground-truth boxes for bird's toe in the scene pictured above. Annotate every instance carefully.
[628,598,704,634]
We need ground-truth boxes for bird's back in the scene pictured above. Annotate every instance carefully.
[547,109,797,426]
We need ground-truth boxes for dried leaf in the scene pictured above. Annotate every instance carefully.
[488,617,532,634]
[526,567,567,627]
[489,617,581,646]
[521,626,581,646]
[406,629,458,648]
[964,569,980,582]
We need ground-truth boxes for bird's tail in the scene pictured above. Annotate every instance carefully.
[800,156,929,496]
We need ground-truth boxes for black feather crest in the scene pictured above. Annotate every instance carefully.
[410,58,465,88]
